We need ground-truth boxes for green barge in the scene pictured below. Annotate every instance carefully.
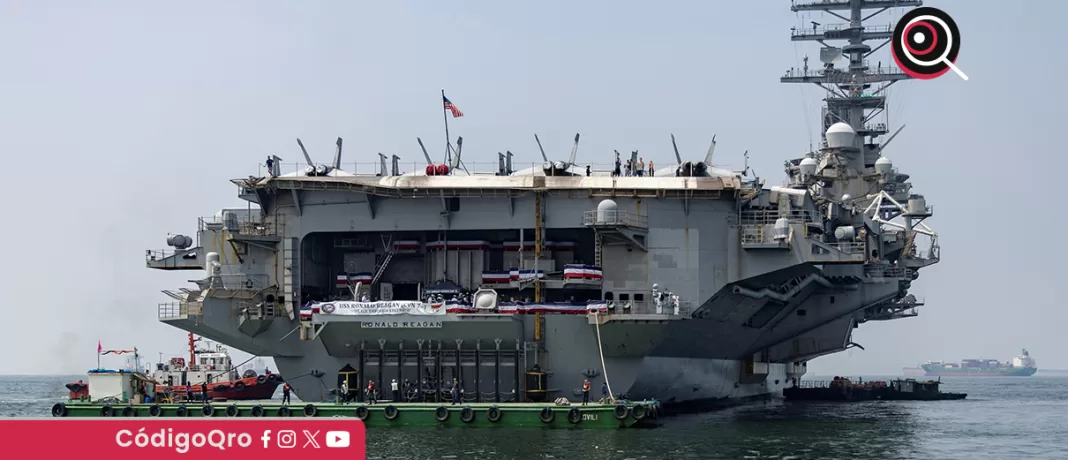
[50,400,660,428]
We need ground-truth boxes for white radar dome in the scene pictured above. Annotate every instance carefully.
[825,122,856,149]
[874,156,893,174]
[799,157,817,175]
[595,199,619,224]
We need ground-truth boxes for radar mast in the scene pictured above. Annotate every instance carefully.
[782,0,920,144]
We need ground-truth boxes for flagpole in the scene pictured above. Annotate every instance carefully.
[441,89,451,166]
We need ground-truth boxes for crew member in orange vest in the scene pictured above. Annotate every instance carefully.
[582,379,591,405]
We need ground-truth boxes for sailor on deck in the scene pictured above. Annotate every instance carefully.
[391,378,400,402]
[281,382,291,405]
[450,378,460,405]
[340,380,349,404]
[582,379,591,405]
[367,380,377,404]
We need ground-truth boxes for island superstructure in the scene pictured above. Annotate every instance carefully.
[145,0,939,410]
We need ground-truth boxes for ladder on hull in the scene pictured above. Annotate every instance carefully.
[371,234,395,285]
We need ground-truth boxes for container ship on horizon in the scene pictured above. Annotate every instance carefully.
[921,349,1037,377]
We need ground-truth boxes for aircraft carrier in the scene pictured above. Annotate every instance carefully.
[146,0,939,411]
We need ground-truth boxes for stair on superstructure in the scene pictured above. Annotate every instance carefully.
[282,237,298,320]
[372,235,396,285]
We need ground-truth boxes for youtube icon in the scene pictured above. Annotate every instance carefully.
[326,431,350,448]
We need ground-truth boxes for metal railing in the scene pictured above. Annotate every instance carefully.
[740,210,812,225]
[258,161,689,178]
[210,274,270,291]
[582,210,648,228]
[825,242,865,254]
[781,66,908,82]
[198,212,285,238]
[791,23,893,38]
[158,302,188,320]
[238,301,278,319]
[145,249,200,266]
[863,264,914,278]
[860,123,888,134]
[599,300,696,317]
[741,226,765,245]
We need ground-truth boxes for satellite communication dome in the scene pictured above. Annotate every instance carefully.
[596,199,618,223]
[473,289,498,310]
[874,156,893,174]
[799,157,818,175]
[825,122,856,149]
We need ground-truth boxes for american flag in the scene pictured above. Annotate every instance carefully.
[443,95,463,118]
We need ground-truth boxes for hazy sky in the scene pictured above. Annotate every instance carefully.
[1,0,1062,376]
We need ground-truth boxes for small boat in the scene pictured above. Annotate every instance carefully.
[784,377,967,402]
[66,333,282,402]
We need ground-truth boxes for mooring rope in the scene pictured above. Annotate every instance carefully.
[593,313,615,403]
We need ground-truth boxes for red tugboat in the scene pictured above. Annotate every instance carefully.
[66,333,281,401]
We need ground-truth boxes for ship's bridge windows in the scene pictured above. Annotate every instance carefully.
[634,293,644,302]
[604,292,614,301]
[619,293,630,301]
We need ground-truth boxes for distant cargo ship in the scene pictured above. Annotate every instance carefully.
[922,349,1037,377]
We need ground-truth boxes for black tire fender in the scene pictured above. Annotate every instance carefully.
[613,404,629,420]
[383,404,399,420]
[567,407,582,424]
[539,406,555,423]
[303,404,318,417]
[434,406,450,422]
[226,404,240,417]
[486,405,502,422]
[354,405,369,420]
[460,406,475,423]
[148,405,163,417]
[51,403,67,417]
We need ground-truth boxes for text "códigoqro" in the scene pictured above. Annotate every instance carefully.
[116,427,254,454]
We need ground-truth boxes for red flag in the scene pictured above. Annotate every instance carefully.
[97,340,102,354]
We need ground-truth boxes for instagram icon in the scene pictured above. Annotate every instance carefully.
[276,430,297,449]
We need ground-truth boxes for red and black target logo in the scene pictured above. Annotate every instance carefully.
[891,7,966,80]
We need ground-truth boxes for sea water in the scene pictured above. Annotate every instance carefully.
[4,374,1065,459]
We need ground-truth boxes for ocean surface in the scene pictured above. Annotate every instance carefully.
[5,374,1066,459]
